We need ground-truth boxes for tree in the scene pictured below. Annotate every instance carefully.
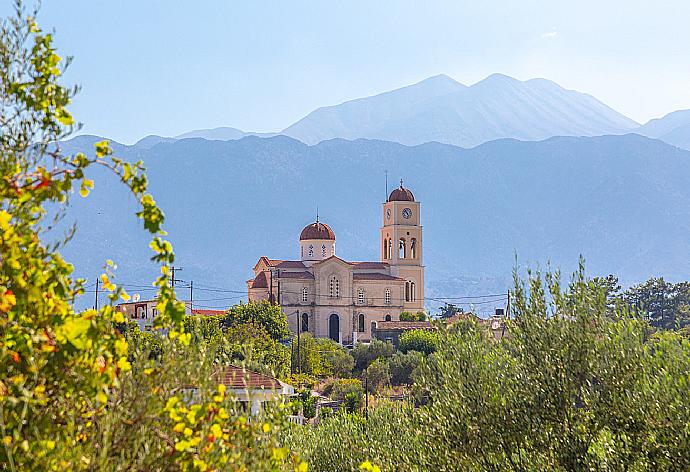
[623,277,690,330]
[222,301,289,341]
[325,378,363,401]
[364,359,391,393]
[0,5,302,469]
[438,303,463,319]
[388,350,423,386]
[415,264,690,470]
[351,339,395,372]
[292,333,353,378]
[399,311,427,321]
[398,329,439,355]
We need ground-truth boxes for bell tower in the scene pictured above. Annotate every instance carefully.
[380,180,424,311]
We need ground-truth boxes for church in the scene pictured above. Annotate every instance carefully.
[246,181,425,345]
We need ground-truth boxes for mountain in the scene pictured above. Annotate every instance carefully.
[281,73,639,147]
[134,135,177,149]
[636,110,690,150]
[59,133,690,312]
[175,127,277,141]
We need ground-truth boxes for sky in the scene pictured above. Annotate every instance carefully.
[7,0,690,143]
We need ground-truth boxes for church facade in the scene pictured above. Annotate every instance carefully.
[246,182,425,345]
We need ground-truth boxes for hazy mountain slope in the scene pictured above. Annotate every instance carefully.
[637,109,690,137]
[60,134,690,312]
[175,127,277,140]
[659,124,690,150]
[635,110,690,150]
[282,74,639,147]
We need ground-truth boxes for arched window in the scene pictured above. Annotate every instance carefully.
[383,238,388,259]
[322,244,326,258]
[405,281,416,302]
[329,277,340,298]
[302,287,308,303]
[301,313,309,333]
[308,245,314,258]
[410,238,417,259]
[358,288,365,305]
[384,288,391,305]
[399,238,406,259]
[385,314,392,321]
[388,238,393,259]
[358,313,365,332]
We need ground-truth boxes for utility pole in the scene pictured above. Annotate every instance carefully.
[94,278,99,310]
[170,267,183,289]
[269,270,274,305]
[365,374,369,420]
[189,281,193,311]
[297,310,301,376]
[276,269,281,306]
[506,290,510,319]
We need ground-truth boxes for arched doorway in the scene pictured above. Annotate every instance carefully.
[328,314,340,343]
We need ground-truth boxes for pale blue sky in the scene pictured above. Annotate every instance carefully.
[11,0,690,143]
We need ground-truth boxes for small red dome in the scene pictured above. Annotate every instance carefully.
[388,181,415,202]
[300,221,335,241]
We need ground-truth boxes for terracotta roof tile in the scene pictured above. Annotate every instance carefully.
[277,271,314,279]
[351,261,390,269]
[214,365,282,390]
[192,309,227,316]
[267,260,307,269]
[250,272,268,289]
[375,321,433,330]
[353,273,404,281]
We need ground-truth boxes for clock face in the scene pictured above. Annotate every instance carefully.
[402,208,412,219]
[386,209,391,220]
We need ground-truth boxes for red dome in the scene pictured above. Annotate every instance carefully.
[300,221,335,241]
[388,181,415,202]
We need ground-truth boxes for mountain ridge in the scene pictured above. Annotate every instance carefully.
[60,133,690,312]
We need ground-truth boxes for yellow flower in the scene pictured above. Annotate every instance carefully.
[0,211,11,231]
[262,423,270,433]
[211,423,222,438]
[113,311,125,323]
[117,357,131,372]
[3,436,11,446]
[114,337,128,356]
[183,427,193,437]
[296,462,308,472]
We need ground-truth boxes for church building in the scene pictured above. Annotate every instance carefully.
[246,182,425,345]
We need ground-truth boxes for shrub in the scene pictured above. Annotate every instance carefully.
[363,358,391,393]
[351,339,395,371]
[327,378,364,401]
[398,328,439,355]
[388,350,423,386]
[400,311,427,321]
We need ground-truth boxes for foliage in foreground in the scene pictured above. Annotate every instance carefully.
[0,4,302,470]
[287,264,690,471]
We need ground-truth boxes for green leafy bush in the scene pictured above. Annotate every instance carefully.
[398,329,439,355]
[351,339,395,372]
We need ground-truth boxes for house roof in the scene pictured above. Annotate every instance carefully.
[375,321,433,331]
[250,271,268,289]
[214,365,283,390]
[351,261,390,269]
[267,259,307,269]
[277,271,314,279]
[191,309,226,316]
[353,273,404,281]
